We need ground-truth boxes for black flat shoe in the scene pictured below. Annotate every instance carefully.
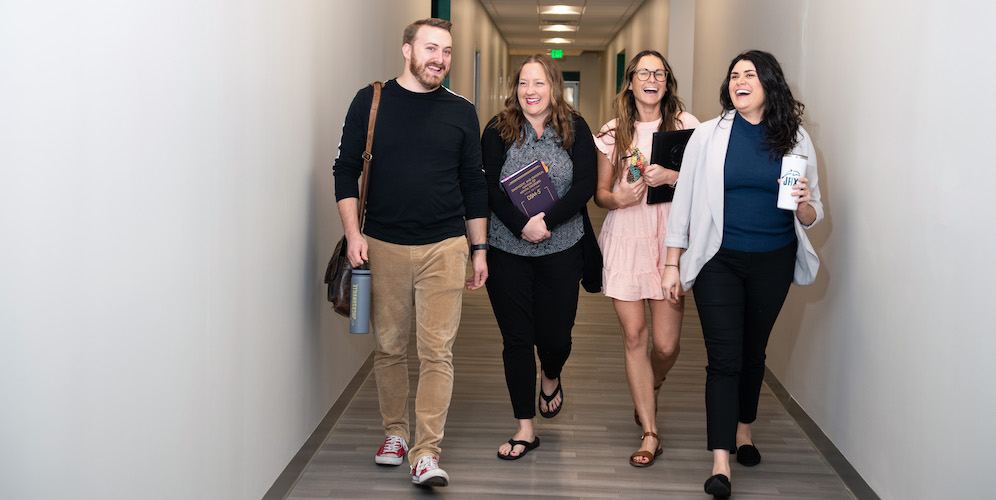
[538,380,563,418]
[735,444,761,466]
[704,474,731,499]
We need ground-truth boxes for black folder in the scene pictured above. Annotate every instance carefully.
[647,129,694,204]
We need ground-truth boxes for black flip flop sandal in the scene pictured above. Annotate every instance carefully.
[538,380,563,418]
[497,437,540,460]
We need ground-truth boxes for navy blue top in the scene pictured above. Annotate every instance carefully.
[722,112,796,252]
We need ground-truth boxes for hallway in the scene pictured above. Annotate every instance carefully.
[5,1,995,499]
[282,206,855,499]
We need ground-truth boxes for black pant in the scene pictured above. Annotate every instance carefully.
[486,242,583,419]
[692,241,797,451]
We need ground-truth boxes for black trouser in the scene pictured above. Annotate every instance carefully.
[691,241,796,451]
[486,242,583,419]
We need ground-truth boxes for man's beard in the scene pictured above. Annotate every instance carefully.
[409,54,449,90]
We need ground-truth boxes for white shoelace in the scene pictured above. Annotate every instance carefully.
[416,456,439,472]
[383,436,405,453]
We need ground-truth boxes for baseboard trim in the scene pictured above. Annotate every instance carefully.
[263,352,375,500]
[764,368,879,500]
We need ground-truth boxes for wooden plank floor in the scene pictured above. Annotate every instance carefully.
[289,205,853,499]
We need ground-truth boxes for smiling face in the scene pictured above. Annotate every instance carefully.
[629,54,668,110]
[403,26,452,91]
[517,61,552,124]
[728,59,766,122]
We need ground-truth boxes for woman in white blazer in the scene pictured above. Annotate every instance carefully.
[661,50,824,499]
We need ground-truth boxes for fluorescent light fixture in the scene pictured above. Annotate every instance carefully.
[542,24,578,32]
[543,37,573,44]
[540,5,582,15]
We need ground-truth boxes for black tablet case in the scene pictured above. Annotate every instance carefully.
[647,129,694,204]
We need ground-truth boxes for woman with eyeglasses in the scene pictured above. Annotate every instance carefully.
[593,50,699,468]
[662,50,823,499]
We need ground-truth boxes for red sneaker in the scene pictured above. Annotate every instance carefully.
[410,455,448,487]
[374,435,408,466]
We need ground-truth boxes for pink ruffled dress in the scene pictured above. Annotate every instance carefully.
[594,115,698,301]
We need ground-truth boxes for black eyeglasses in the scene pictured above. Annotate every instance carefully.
[635,69,668,82]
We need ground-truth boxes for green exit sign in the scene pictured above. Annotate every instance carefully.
[550,49,564,59]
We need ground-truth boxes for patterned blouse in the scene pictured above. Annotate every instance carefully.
[487,121,584,257]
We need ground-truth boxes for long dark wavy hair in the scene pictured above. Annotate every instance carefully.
[598,50,687,182]
[495,53,577,150]
[720,50,804,158]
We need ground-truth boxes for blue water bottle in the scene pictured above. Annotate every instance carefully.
[349,265,371,334]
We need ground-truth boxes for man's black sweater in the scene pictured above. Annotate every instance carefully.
[333,79,487,245]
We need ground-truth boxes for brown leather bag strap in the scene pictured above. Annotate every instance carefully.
[357,81,382,230]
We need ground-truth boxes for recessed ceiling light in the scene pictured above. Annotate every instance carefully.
[542,37,573,44]
[539,5,582,15]
[540,19,577,26]
[542,24,578,32]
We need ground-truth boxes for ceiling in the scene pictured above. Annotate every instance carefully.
[479,0,647,55]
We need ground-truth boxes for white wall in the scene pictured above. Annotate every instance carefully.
[577,53,603,125]
[449,0,509,131]
[599,0,677,128]
[0,1,427,498]
[684,1,996,498]
[666,0,696,111]
[689,0,805,118]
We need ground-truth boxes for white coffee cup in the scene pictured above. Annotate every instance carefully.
[777,154,807,211]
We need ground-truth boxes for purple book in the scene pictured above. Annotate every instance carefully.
[500,159,560,217]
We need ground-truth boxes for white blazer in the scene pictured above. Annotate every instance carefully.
[663,111,824,291]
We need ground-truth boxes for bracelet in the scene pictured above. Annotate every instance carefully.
[664,264,679,268]
[470,243,489,252]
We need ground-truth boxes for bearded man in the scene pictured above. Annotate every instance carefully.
[331,18,487,488]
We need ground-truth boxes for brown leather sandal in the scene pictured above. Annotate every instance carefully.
[634,379,665,427]
[629,431,663,467]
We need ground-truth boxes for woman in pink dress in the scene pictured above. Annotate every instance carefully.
[593,50,699,467]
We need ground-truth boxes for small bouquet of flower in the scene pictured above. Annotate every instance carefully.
[626,148,648,183]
